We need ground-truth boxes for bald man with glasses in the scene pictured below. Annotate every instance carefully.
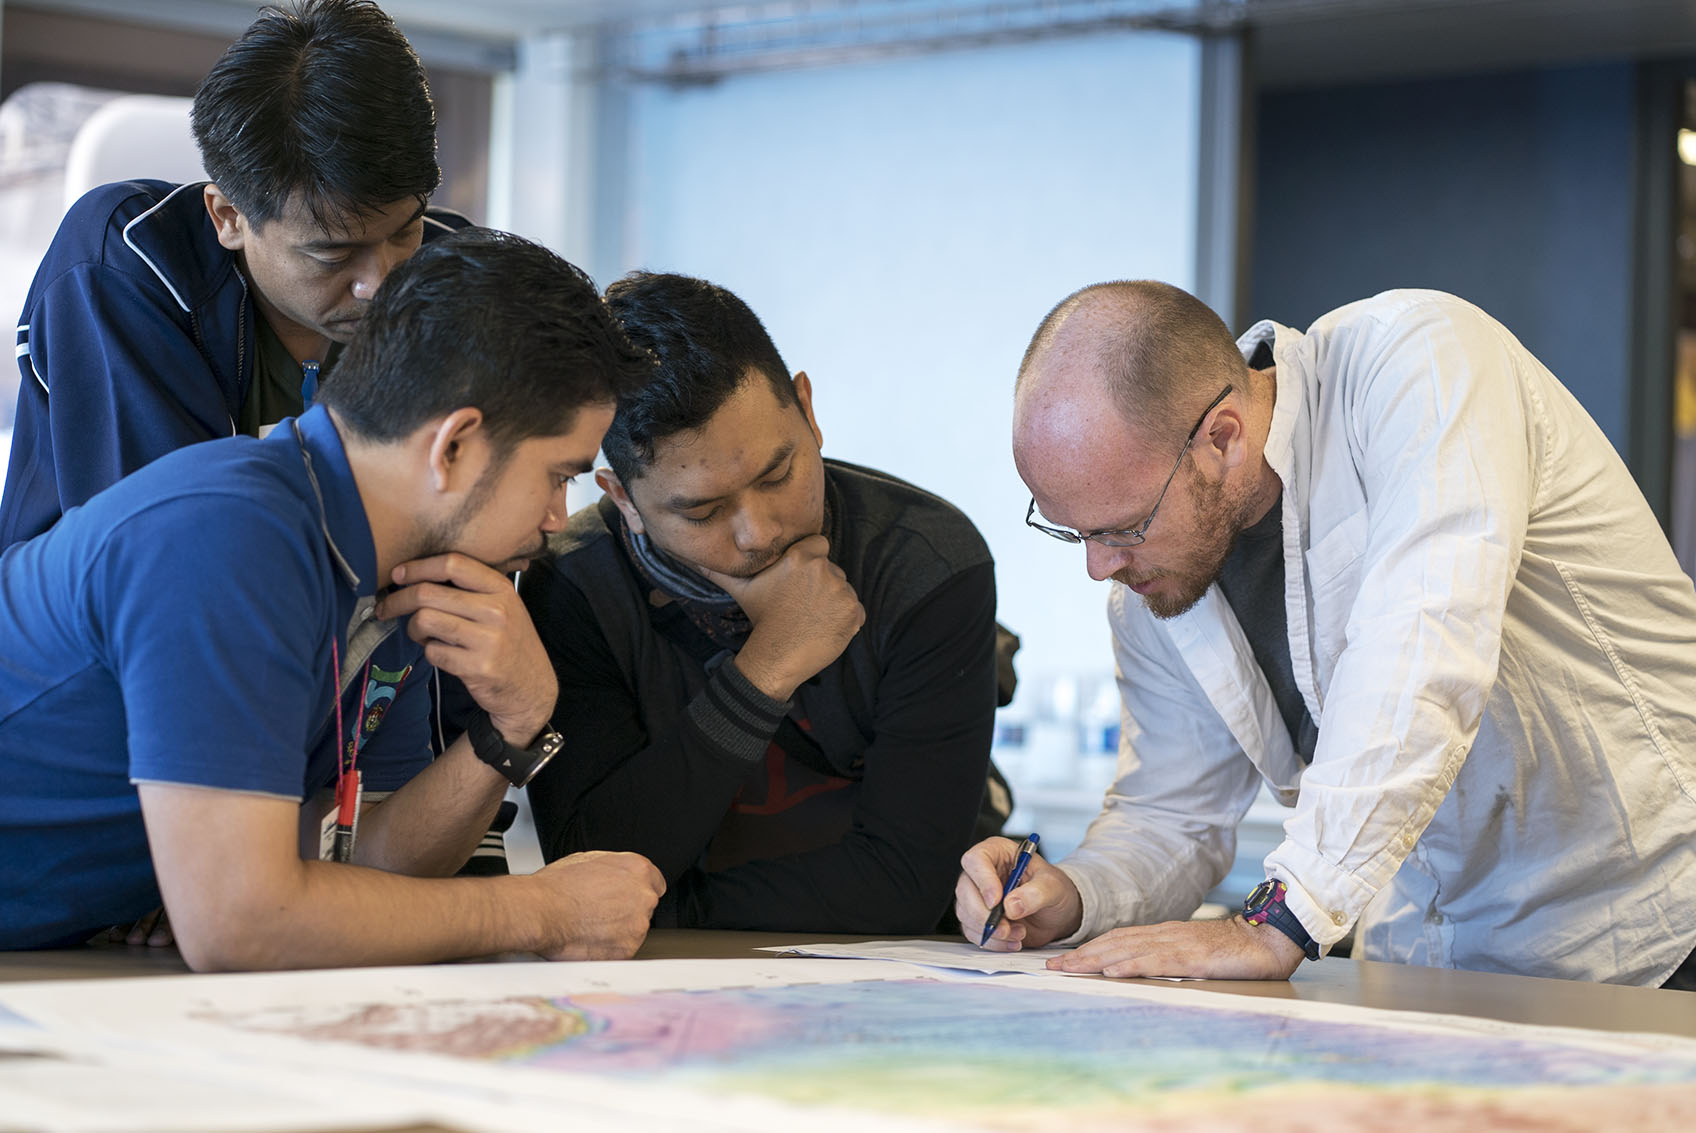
[957,282,1696,989]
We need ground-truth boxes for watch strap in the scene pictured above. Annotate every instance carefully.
[465,708,564,788]
[1243,879,1321,961]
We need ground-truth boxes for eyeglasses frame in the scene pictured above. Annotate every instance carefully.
[1025,383,1234,548]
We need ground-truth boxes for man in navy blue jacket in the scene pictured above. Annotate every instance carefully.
[0,0,468,551]
[0,231,665,969]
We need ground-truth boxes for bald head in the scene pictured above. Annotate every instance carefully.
[1013,281,1279,600]
[1015,280,1248,444]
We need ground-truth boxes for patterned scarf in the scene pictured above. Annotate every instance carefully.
[611,490,837,654]
[615,516,753,651]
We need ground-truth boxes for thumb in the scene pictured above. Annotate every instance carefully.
[1003,874,1054,920]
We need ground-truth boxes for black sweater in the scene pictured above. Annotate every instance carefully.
[520,459,999,932]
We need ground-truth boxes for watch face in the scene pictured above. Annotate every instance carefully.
[1243,879,1281,919]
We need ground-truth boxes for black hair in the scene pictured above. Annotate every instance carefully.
[600,271,796,484]
[316,229,652,451]
[191,0,439,230]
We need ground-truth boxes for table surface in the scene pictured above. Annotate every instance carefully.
[3,929,1692,1040]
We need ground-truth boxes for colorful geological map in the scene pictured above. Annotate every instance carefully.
[207,977,1696,1132]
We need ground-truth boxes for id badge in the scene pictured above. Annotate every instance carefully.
[319,771,363,861]
[318,807,339,861]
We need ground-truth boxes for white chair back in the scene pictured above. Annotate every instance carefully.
[62,94,204,209]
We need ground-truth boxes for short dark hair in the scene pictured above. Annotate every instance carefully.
[317,229,651,450]
[191,0,439,230]
[600,271,796,484]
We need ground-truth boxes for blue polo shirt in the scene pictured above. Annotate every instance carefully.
[0,406,433,948]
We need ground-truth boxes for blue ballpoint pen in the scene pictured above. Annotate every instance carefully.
[979,833,1040,946]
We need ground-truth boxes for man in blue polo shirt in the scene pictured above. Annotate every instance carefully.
[0,229,665,969]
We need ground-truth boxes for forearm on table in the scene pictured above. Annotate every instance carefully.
[195,859,551,971]
[352,736,509,876]
[141,783,551,971]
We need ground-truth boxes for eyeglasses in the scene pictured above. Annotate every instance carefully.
[1026,383,1233,548]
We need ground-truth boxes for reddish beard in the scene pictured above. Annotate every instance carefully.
[1114,466,1246,620]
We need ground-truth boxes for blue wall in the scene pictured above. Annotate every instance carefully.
[1252,63,1637,448]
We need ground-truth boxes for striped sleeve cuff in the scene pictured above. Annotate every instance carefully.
[686,658,792,765]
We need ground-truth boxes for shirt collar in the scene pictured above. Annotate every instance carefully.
[288,404,379,597]
[121,181,234,313]
[1236,318,1301,482]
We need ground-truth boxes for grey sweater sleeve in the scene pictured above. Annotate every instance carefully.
[686,658,792,765]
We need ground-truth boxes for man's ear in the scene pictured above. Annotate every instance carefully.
[204,184,248,252]
[595,467,646,535]
[424,408,487,495]
[792,370,824,451]
[1203,396,1248,475]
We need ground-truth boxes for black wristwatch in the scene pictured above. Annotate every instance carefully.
[1242,878,1321,961]
[465,709,564,788]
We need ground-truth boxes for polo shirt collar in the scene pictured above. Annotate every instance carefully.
[290,404,378,597]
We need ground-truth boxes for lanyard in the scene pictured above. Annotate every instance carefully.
[298,418,411,862]
[329,637,369,862]
[327,635,414,862]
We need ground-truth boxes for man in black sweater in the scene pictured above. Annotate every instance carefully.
[520,272,1003,932]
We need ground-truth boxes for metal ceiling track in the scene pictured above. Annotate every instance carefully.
[600,0,1536,86]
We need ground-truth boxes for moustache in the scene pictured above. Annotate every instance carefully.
[494,535,549,574]
[1112,568,1163,588]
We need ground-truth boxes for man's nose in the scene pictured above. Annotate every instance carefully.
[350,243,408,302]
[540,501,567,535]
[540,478,578,534]
[732,504,781,552]
[1084,538,1134,582]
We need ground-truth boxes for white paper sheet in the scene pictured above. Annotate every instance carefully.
[759,938,1195,979]
[760,938,1074,974]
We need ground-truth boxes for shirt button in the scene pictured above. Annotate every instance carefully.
[1332,910,1347,925]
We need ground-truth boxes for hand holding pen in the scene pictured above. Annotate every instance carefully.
[957,832,1084,951]
[979,833,1039,945]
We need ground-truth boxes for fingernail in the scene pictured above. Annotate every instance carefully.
[392,566,406,583]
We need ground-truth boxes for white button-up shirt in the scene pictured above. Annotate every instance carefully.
[1057,290,1696,985]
